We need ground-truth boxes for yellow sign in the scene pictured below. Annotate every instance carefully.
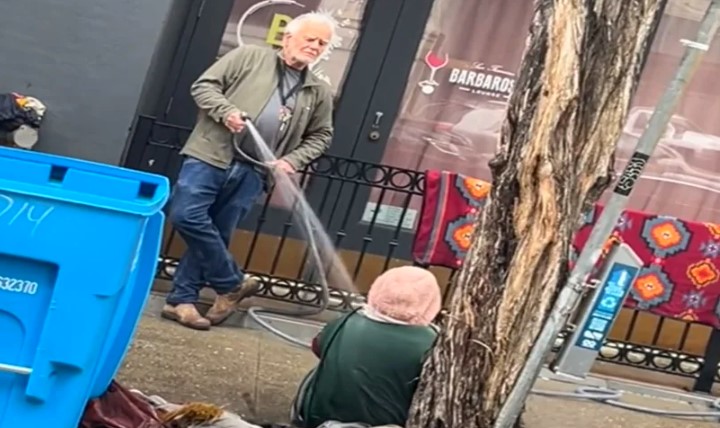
[265,13,293,46]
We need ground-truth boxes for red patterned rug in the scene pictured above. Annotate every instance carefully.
[412,170,720,328]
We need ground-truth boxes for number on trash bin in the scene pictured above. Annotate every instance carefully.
[0,193,55,236]
[0,276,38,295]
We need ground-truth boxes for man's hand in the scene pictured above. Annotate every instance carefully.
[224,111,245,133]
[267,159,296,174]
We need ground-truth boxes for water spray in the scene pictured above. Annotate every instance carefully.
[233,114,337,349]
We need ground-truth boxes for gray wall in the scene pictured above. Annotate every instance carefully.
[0,0,175,165]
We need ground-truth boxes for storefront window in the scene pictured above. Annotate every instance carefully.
[609,1,720,222]
[367,0,534,228]
[372,0,720,226]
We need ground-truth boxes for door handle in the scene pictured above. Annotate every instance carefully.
[371,111,384,129]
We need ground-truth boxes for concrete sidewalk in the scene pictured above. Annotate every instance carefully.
[118,313,720,427]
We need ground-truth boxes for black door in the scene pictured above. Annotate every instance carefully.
[309,1,435,267]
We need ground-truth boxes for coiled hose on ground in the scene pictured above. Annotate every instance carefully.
[235,119,720,421]
[532,384,720,419]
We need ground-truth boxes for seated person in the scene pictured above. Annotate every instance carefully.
[291,266,442,428]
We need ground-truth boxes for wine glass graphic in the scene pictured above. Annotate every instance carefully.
[418,51,449,95]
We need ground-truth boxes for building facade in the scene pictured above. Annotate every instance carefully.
[3,0,720,388]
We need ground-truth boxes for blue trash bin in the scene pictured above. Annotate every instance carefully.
[0,147,169,428]
[88,209,165,399]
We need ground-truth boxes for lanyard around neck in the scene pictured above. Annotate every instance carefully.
[276,57,306,107]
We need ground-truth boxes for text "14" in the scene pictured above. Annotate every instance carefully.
[0,193,54,236]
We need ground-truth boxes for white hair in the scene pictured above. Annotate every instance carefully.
[285,11,337,38]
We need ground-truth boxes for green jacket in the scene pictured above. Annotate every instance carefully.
[301,312,437,427]
[180,45,334,170]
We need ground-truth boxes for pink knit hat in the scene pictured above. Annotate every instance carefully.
[366,266,442,326]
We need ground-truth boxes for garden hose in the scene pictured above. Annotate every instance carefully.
[233,117,329,348]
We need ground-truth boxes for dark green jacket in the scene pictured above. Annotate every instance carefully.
[181,45,334,170]
[301,312,437,428]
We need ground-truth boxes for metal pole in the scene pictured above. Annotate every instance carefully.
[494,2,720,427]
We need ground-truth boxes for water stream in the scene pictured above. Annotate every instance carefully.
[244,123,355,291]
[238,120,356,347]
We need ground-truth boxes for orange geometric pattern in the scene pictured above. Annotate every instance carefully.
[706,222,720,240]
[451,223,475,253]
[454,175,490,209]
[649,222,684,249]
[641,216,691,258]
[462,177,490,200]
[687,260,720,289]
[633,272,668,302]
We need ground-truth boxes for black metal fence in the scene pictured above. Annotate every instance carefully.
[126,115,720,392]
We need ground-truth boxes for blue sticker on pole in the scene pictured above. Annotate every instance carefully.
[575,263,639,351]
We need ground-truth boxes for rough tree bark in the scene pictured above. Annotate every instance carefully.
[407,1,668,427]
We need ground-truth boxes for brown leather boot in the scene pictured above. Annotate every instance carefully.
[161,303,211,330]
[205,277,261,326]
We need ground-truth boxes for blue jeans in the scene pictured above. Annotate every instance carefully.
[166,157,263,305]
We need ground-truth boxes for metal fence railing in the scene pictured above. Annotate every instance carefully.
[126,114,720,392]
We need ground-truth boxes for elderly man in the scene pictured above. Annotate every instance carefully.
[162,12,336,330]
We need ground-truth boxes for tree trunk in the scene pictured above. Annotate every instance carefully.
[407,1,668,427]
